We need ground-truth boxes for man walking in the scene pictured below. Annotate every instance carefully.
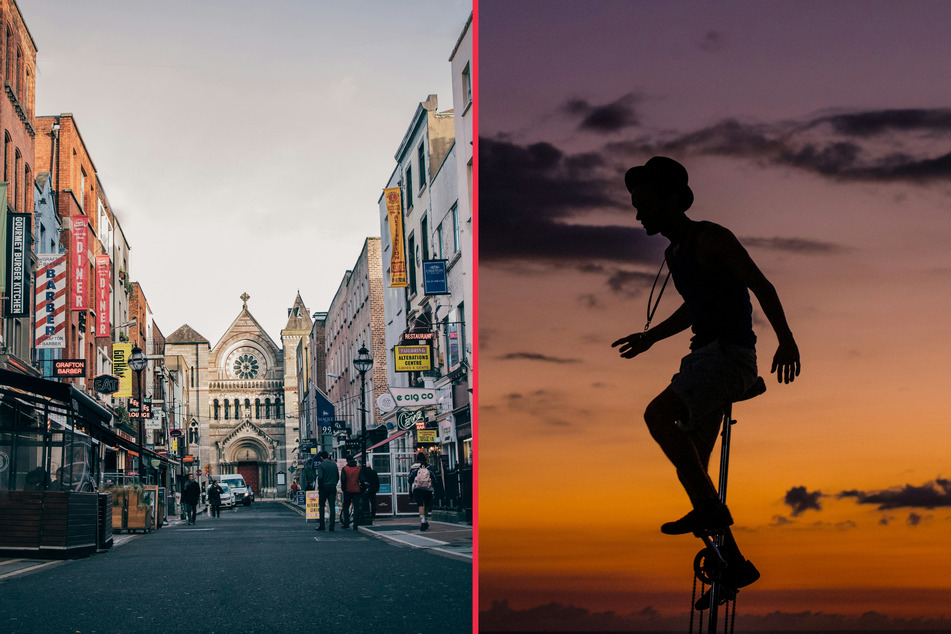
[612,156,801,594]
[340,455,363,531]
[207,479,223,518]
[182,473,201,525]
[315,451,339,532]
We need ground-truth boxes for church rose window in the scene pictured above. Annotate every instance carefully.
[233,353,260,379]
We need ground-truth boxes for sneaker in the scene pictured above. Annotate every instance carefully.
[661,502,733,536]
[694,559,760,610]
[420,521,429,532]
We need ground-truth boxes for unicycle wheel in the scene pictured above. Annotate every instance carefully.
[693,546,725,585]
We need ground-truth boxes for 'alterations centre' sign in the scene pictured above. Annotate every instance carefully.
[394,345,432,372]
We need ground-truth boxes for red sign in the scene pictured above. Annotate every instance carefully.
[95,255,110,337]
[71,217,89,311]
[183,455,195,463]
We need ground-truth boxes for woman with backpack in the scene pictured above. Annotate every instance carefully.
[409,452,435,531]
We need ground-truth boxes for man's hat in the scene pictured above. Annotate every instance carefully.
[624,156,694,211]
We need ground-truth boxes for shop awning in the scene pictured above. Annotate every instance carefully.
[353,427,411,458]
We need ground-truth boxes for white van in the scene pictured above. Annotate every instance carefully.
[217,474,254,506]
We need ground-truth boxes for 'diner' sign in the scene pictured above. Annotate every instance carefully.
[394,345,432,372]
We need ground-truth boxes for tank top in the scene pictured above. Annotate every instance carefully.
[667,221,756,351]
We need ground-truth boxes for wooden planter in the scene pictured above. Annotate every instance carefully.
[0,491,98,558]
[125,506,152,533]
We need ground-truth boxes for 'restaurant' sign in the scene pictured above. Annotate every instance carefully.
[394,345,432,372]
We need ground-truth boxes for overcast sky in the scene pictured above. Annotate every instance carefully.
[479,0,951,628]
[25,0,471,345]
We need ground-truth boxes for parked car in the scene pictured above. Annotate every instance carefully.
[218,483,235,508]
[218,474,253,506]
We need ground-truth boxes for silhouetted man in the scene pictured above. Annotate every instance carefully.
[612,156,800,593]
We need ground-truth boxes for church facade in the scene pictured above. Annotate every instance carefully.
[165,293,308,498]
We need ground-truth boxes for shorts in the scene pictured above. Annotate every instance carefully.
[668,341,758,433]
[413,488,434,507]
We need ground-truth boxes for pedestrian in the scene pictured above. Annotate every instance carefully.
[340,455,363,531]
[360,462,380,521]
[315,451,339,532]
[207,479,223,518]
[182,473,201,525]
[612,156,801,600]
[409,452,434,531]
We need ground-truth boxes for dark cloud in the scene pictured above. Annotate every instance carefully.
[784,485,823,516]
[698,30,725,52]
[498,352,580,364]
[907,512,924,527]
[605,107,951,183]
[563,92,641,133]
[839,478,951,510]
[479,137,662,265]
[479,600,951,632]
[742,236,844,254]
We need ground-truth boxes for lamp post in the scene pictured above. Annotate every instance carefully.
[128,346,148,483]
[353,346,373,524]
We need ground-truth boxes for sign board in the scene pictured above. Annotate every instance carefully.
[377,393,397,413]
[421,260,449,295]
[388,387,437,408]
[397,410,426,430]
[7,213,31,317]
[384,187,407,288]
[305,491,319,520]
[112,343,132,398]
[183,454,195,463]
[95,255,111,337]
[53,359,86,377]
[70,216,89,311]
[169,429,183,438]
[416,429,437,444]
[394,345,432,372]
[35,254,68,349]
[93,374,120,394]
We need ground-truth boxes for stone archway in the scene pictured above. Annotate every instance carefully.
[216,422,279,498]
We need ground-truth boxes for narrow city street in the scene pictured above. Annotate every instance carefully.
[0,502,472,634]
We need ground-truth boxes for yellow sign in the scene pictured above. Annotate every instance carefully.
[112,343,132,398]
[395,345,432,372]
[384,187,407,288]
[416,429,437,444]
[306,491,320,520]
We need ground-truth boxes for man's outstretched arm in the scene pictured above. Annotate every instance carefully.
[612,302,691,358]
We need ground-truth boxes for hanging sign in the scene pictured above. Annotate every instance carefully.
[7,213,30,317]
[421,260,449,295]
[95,255,111,337]
[35,254,68,349]
[71,216,89,311]
[394,345,432,372]
[112,343,132,398]
[384,187,407,288]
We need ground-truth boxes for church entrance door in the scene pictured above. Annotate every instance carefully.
[238,462,259,495]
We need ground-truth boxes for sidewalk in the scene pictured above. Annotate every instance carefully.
[281,500,472,562]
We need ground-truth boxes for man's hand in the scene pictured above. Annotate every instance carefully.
[771,339,801,384]
[612,332,654,359]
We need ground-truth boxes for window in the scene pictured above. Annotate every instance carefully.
[15,45,22,99]
[421,215,430,262]
[255,399,261,419]
[418,143,426,193]
[234,399,241,419]
[245,398,251,416]
[450,203,460,253]
[436,223,444,258]
[461,63,472,109]
[265,398,271,419]
[80,168,86,211]
[275,398,282,419]
[405,166,413,210]
[214,400,220,420]
[407,233,417,295]
[224,400,230,419]
[13,149,20,212]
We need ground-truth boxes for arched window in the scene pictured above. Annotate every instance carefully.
[275,398,282,419]
[245,398,251,415]
[255,399,261,419]
[13,148,20,212]
[15,45,22,99]
[224,400,230,419]
[265,398,271,419]
[213,399,220,420]
[234,399,241,419]
[23,164,30,213]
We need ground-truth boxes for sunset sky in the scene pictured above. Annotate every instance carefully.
[477,1,951,629]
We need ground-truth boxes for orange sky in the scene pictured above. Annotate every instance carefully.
[477,1,951,628]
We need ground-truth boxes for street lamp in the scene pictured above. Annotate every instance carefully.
[353,346,373,524]
[128,346,147,483]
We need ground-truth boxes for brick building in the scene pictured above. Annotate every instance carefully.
[0,0,37,375]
